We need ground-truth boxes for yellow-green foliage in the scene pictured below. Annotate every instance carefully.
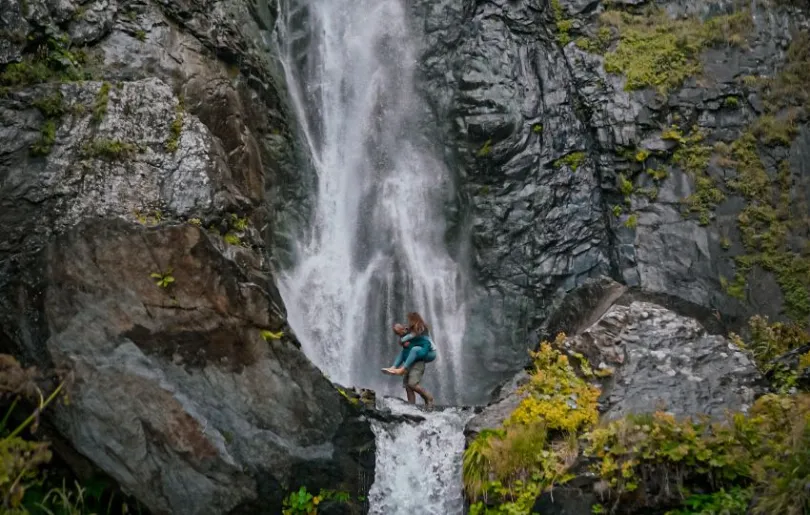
[618,173,633,197]
[800,351,810,372]
[551,0,573,46]
[553,151,587,171]
[623,213,638,229]
[30,120,57,156]
[600,9,751,93]
[585,394,810,515]
[760,31,810,120]
[0,35,89,89]
[166,97,184,152]
[477,139,492,157]
[506,338,601,432]
[722,131,810,320]
[464,334,599,513]
[81,138,137,159]
[670,127,724,226]
[731,315,808,376]
[92,81,111,123]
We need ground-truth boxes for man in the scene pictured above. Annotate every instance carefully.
[387,322,435,409]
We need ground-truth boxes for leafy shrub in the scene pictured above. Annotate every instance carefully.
[586,394,810,514]
[464,334,599,513]
[282,486,354,515]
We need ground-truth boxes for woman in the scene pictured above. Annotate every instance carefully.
[382,312,436,408]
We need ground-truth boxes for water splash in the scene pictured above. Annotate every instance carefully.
[275,0,468,403]
[368,398,473,514]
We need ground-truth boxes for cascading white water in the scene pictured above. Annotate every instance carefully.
[275,0,468,403]
[368,399,473,514]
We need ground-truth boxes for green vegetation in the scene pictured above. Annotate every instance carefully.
[574,27,613,54]
[0,34,91,89]
[665,487,753,515]
[81,138,137,160]
[600,9,751,93]
[166,97,184,152]
[553,151,586,171]
[282,486,355,515]
[135,30,146,42]
[551,0,573,46]
[618,173,633,197]
[223,232,242,246]
[477,139,493,158]
[30,120,57,156]
[724,96,740,108]
[462,323,810,514]
[464,334,599,513]
[92,82,111,123]
[1,354,143,514]
[532,123,543,134]
[150,269,175,288]
[135,210,163,226]
[611,205,623,217]
[623,213,638,229]
[730,315,808,391]
[260,330,284,341]
[664,126,725,226]
[32,92,64,118]
[585,393,810,515]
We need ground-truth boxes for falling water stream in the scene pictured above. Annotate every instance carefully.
[274,0,467,404]
[274,0,472,511]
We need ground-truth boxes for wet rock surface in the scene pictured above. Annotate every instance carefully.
[0,1,361,513]
[411,0,810,383]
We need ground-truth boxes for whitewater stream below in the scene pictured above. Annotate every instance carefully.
[274,0,477,511]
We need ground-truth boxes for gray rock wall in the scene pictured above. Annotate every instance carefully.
[410,0,810,383]
[0,1,367,513]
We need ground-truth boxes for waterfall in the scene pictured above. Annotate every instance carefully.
[274,0,468,404]
[368,399,473,514]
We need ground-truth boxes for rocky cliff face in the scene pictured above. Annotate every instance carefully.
[411,0,810,387]
[0,0,370,513]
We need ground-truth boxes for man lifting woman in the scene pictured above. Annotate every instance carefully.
[382,311,436,409]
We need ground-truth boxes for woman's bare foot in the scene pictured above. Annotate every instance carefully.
[391,367,406,376]
[381,367,393,374]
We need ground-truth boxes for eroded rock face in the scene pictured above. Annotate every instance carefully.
[562,301,764,419]
[0,1,366,513]
[467,297,764,436]
[411,0,810,382]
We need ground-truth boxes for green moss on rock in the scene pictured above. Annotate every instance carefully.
[600,9,751,93]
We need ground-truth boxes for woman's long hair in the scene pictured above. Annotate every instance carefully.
[407,312,428,335]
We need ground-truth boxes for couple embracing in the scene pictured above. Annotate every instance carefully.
[381,311,436,409]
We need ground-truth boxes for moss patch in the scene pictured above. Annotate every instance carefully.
[81,138,138,160]
[553,151,587,171]
[165,97,185,152]
[600,9,751,93]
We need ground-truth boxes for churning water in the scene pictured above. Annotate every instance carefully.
[275,0,468,403]
[368,398,473,514]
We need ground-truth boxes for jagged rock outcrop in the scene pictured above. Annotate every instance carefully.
[467,290,764,434]
[465,288,766,513]
[411,0,810,387]
[0,1,366,514]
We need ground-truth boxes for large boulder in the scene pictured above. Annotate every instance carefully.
[467,292,765,434]
[0,0,367,513]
